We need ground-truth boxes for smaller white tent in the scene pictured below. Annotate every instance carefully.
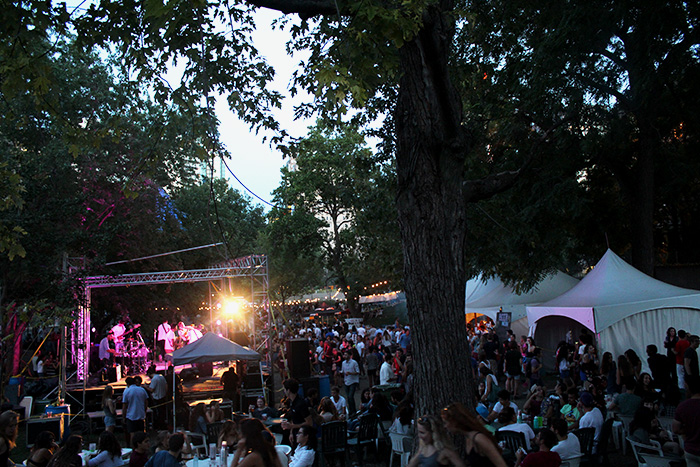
[465,271,579,338]
[527,249,700,369]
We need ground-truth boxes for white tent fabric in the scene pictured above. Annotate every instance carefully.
[527,249,700,369]
[172,332,260,366]
[465,272,579,337]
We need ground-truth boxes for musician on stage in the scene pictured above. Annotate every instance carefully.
[156,320,174,362]
[99,331,116,380]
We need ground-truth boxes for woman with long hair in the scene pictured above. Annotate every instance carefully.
[601,352,618,394]
[230,418,282,467]
[442,403,507,467]
[218,420,239,452]
[556,346,571,380]
[408,415,464,467]
[479,365,499,407]
[47,435,83,467]
[27,431,58,467]
[0,410,19,467]
[102,385,117,433]
[189,403,207,434]
[317,397,339,423]
[616,354,635,387]
[664,327,679,380]
[625,349,643,379]
[87,430,123,467]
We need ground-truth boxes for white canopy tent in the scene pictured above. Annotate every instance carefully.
[171,332,260,427]
[527,249,700,371]
[465,271,579,338]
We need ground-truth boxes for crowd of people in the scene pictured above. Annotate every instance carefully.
[5,318,700,467]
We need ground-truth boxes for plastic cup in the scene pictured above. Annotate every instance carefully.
[89,443,97,452]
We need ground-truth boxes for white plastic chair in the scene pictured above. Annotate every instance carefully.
[389,432,412,467]
[560,454,583,467]
[184,431,208,458]
[274,445,291,467]
[19,396,33,419]
[626,436,681,467]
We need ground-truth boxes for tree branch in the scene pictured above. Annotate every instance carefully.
[463,114,576,202]
[247,0,337,18]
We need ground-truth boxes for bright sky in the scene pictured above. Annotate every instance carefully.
[214,8,312,209]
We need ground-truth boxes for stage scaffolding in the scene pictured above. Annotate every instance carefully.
[62,254,270,416]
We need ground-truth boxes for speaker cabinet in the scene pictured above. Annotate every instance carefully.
[287,339,311,380]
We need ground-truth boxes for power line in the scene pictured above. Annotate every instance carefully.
[220,157,278,208]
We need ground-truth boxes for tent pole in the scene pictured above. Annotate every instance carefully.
[173,366,176,430]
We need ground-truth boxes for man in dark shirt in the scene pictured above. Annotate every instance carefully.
[280,378,312,448]
[647,344,673,393]
[220,366,240,410]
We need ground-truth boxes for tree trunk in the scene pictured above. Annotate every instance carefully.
[395,2,475,417]
[628,127,655,276]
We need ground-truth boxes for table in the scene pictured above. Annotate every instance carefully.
[80,448,132,463]
[185,453,236,467]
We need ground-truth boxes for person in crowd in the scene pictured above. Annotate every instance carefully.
[280,379,312,448]
[47,435,83,467]
[523,384,546,418]
[529,347,543,387]
[665,327,679,381]
[442,403,507,467]
[504,341,523,399]
[560,388,581,429]
[407,415,464,467]
[389,401,414,435]
[206,400,225,424]
[27,431,58,467]
[551,418,582,460]
[675,330,691,390]
[129,432,151,467]
[231,418,282,467]
[250,397,276,421]
[221,366,240,410]
[479,365,500,407]
[316,397,339,423]
[685,335,700,378]
[625,349,643,378]
[557,346,572,380]
[380,353,396,385]
[497,407,536,451]
[673,374,700,466]
[634,372,659,404]
[629,406,682,456]
[601,352,619,395]
[359,388,372,411]
[0,410,19,467]
[609,377,642,417]
[486,390,518,423]
[288,425,316,467]
[122,376,149,445]
[102,385,117,433]
[147,367,168,430]
[616,354,636,389]
[340,351,360,415]
[144,432,185,467]
[189,403,207,434]
[578,392,604,448]
[87,431,123,467]
[218,420,239,451]
[153,431,170,453]
[329,386,347,420]
[515,429,561,467]
[365,346,380,387]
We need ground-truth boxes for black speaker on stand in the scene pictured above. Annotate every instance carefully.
[287,339,311,380]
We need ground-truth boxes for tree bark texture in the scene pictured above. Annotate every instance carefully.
[394,2,475,417]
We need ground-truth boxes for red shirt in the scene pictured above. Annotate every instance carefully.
[521,451,561,467]
[676,339,691,365]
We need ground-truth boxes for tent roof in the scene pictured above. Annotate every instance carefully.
[527,249,700,331]
[172,332,260,366]
[465,271,579,320]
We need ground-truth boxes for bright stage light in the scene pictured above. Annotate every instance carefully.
[222,297,246,318]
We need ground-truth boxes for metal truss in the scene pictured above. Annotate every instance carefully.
[66,255,269,407]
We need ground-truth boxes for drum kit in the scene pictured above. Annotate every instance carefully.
[115,324,149,375]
